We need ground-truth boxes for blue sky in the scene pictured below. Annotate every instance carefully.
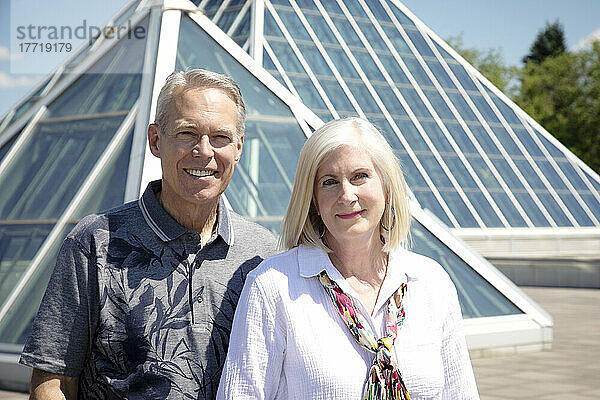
[1,0,600,119]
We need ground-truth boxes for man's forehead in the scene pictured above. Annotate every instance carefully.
[171,86,235,107]
[162,86,237,126]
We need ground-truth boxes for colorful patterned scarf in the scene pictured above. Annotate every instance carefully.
[318,271,411,400]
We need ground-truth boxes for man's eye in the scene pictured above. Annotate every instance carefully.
[212,134,232,147]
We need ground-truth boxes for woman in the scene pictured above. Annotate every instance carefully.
[218,118,479,399]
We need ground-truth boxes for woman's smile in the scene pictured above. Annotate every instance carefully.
[336,210,365,219]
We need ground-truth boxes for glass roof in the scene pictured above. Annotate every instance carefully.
[177,15,307,232]
[175,11,523,318]
[410,221,521,318]
[0,130,135,344]
[0,18,148,344]
[255,0,600,230]
[1,0,575,352]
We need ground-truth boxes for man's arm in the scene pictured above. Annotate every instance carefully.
[29,368,78,400]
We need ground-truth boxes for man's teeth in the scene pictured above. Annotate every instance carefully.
[187,169,215,177]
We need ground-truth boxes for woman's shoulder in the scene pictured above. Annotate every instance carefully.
[245,246,302,285]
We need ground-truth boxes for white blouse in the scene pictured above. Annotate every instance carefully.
[217,245,479,399]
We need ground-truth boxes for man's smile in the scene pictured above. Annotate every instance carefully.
[184,168,217,178]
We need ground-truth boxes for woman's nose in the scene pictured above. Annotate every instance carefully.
[338,180,358,204]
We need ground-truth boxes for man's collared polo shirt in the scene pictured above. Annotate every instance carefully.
[20,180,278,399]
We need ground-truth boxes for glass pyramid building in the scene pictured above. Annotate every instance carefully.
[5,0,600,388]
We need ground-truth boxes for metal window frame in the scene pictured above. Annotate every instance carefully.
[265,0,340,118]
[226,0,252,37]
[388,0,598,229]
[249,0,265,62]
[398,13,552,228]
[475,78,596,225]
[520,118,600,222]
[0,103,139,327]
[351,0,497,228]
[361,0,510,228]
[139,7,184,193]
[211,0,232,24]
[306,0,459,226]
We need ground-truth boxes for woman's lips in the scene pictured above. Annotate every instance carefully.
[336,210,364,219]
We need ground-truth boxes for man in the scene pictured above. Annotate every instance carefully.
[20,69,278,399]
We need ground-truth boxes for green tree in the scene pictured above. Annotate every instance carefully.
[522,20,566,65]
[446,35,517,94]
[516,41,600,173]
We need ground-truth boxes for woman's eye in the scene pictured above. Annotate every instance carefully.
[322,178,337,186]
[354,172,368,180]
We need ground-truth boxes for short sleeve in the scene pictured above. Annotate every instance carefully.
[19,235,99,377]
[440,278,480,400]
[217,271,287,399]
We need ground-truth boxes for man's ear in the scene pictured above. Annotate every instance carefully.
[234,134,244,163]
[148,124,161,158]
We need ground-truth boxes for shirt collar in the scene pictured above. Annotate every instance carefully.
[138,180,233,245]
[297,245,357,296]
[297,245,418,280]
[297,245,419,313]
[298,245,339,279]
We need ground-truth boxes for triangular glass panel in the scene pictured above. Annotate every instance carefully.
[411,221,522,318]
[252,0,600,231]
[173,11,536,323]
[176,14,307,231]
[0,18,147,322]
[0,133,18,163]
[0,129,135,344]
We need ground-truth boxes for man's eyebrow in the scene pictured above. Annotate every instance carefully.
[213,127,236,135]
[172,120,201,131]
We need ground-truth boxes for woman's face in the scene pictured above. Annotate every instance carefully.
[313,144,386,248]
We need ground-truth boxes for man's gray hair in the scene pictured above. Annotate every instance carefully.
[154,69,246,139]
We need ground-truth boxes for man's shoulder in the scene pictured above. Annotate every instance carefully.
[227,209,278,247]
[67,200,141,242]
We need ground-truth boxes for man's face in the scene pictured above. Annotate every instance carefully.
[148,87,243,212]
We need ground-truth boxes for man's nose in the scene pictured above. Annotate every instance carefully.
[192,135,214,157]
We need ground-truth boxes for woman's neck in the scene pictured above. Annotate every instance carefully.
[325,232,387,286]
[326,232,389,315]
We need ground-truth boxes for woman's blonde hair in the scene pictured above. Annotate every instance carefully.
[280,117,411,253]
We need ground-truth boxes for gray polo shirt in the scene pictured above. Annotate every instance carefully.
[20,180,278,399]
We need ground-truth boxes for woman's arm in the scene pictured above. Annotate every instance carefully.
[440,282,480,400]
[217,272,287,399]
